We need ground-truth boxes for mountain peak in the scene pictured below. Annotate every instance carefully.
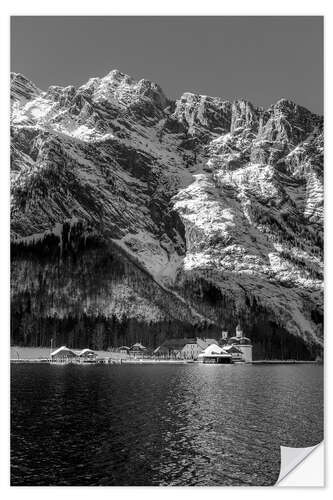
[105,68,134,84]
[270,97,322,119]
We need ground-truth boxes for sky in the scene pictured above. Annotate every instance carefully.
[11,16,323,114]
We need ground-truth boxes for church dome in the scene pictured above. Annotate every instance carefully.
[239,337,251,345]
[227,336,240,344]
[227,336,251,345]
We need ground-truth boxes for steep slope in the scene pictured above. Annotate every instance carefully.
[10,70,323,358]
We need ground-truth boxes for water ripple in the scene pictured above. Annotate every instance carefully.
[11,363,323,486]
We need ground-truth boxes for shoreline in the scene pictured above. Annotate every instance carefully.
[10,358,321,365]
[10,346,321,365]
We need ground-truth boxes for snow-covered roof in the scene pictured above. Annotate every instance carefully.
[224,345,243,354]
[130,343,147,350]
[77,349,96,356]
[228,337,252,345]
[200,343,226,356]
[198,343,231,359]
[196,338,209,350]
[160,338,197,350]
[50,346,77,357]
[204,338,219,346]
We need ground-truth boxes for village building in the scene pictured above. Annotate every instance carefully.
[130,343,147,356]
[203,338,220,346]
[77,349,97,362]
[223,345,244,361]
[219,331,229,346]
[50,346,77,363]
[119,346,130,354]
[154,338,201,359]
[196,338,210,351]
[197,344,233,364]
[154,338,218,360]
[226,324,253,362]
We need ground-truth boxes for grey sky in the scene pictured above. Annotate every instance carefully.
[11,16,323,114]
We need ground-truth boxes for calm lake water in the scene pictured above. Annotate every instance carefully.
[11,363,323,486]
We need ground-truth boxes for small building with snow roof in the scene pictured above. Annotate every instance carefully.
[223,345,244,361]
[198,344,232,364]
[50,346,77,363]
[76,348,97,361]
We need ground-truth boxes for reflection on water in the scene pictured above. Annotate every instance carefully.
[11,364,323,486]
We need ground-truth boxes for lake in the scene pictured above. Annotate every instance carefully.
[11,363,323,486]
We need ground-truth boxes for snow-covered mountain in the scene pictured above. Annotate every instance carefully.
[10,70,323,359]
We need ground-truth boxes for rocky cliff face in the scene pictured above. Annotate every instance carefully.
[10,70,323,359]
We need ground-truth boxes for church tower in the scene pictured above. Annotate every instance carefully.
[234,323,253,362]
[236,324,243,338]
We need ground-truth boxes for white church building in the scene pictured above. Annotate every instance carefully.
[222,324,253,363]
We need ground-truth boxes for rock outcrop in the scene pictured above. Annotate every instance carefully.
[10,70,324,359]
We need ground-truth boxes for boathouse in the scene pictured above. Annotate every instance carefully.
[50,346,77,362]
[77,349,97,361]
[197,344,232,364]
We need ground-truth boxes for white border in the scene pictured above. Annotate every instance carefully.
[1,2,331,498]
[0,0,329,16]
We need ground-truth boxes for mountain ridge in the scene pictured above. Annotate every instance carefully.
[10,69,324,359]
[11,69,322,117]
